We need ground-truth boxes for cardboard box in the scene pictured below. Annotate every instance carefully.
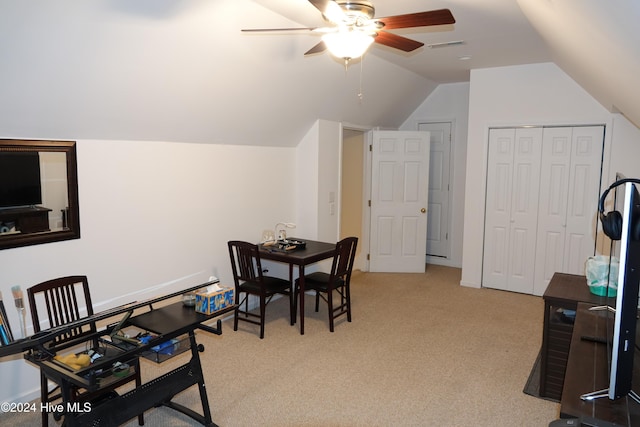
[195,286,234,315]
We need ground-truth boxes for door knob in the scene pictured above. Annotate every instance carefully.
[420,208,426,213]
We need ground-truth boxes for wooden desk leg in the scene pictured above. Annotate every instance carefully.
[299,265,305,335]
[289,264,295,325]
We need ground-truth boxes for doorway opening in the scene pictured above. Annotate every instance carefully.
[341,128,366,270]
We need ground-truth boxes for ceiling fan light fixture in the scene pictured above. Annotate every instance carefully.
[322,30,374,60]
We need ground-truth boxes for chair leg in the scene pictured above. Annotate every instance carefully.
[346,284,352,322]
[259,295,266,339]
[289,289,295,326]
[327,289,335,333]
[293,286,298,325]
[233,292,240,331]
[315,291,320,312]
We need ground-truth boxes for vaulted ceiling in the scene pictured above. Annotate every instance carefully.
[0,1,637,147]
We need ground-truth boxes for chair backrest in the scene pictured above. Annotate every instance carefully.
[228,241,265,287]
[27,275,96,347]
[329,237,358,284]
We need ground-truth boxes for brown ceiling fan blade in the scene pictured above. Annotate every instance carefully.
[241,27,318,32]
[374,31,424,52]
[308,0,331,15]
[377,9,455,30]
[304,41,327,56]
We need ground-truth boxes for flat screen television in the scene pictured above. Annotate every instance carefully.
[609,180,640,401]
[0,151,42,209]
[582,177,640,403]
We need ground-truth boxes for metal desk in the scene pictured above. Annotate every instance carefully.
[1,281,234,427]
[72,302,234,426]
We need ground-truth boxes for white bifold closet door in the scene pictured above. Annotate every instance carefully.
[483,127,543,294]
[483,126,604,295]
[532,126,604,295]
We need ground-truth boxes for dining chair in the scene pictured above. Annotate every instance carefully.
[295,236,358,332]
[228,240,294,339]
[27,275,144,427]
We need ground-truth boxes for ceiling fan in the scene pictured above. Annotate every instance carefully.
[242,0,455,63]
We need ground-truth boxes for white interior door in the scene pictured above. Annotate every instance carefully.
[533,126,604,295]
[369,131,430,273]
[419,122,452,259]
[483,127,543,293]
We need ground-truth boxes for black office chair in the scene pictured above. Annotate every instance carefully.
[295,237,358,332]
[27,276,144,427]
[228,240,294,339]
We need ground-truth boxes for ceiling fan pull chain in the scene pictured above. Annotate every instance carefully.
[358,55,365,102]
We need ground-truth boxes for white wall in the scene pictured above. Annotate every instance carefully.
[295,121,320,240]
[461,63,640,289]
[317,120,341,243]
[0,138,296,403]
[294,119,342,274]
[401,82,470,268]
[294,119,342,244]
[608,113,640,182]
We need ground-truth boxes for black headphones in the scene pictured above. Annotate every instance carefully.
[598,178,640,241]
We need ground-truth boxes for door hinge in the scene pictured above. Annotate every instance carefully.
[367,254,370,260]
[368,200,371,207]
[369,144,372,152]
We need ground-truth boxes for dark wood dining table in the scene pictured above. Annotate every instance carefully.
[258,238,336,335]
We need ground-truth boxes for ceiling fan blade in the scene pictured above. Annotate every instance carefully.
[308,0,332,14]
[304,41,327,56]
[308,0,346,24]
[374,31,424,52]
[241,27,318,33]
[376,9,455,30]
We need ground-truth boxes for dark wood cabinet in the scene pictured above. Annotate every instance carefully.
[0,206,51,234]
[560,303,640,425]
[540,273,610,400]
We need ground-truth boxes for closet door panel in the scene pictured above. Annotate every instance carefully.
[509,227,531,280]
[507,128,543,293]
[534,127,572,294]
[563,126,604,274]
[537,231,564,288]
[483,129,516,290]
[533,126,604,295]
[486,125,603,296]
[483,128,542,293]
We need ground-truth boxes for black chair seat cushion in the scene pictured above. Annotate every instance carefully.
[298,272,345,292]
[239,276,290,294]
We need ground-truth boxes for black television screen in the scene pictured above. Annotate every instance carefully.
[0,151,42,208]
[609,180,640,401]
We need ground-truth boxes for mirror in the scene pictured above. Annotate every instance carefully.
[0,139,80,250]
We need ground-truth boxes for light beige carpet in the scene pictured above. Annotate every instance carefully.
[0,265,559,426]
